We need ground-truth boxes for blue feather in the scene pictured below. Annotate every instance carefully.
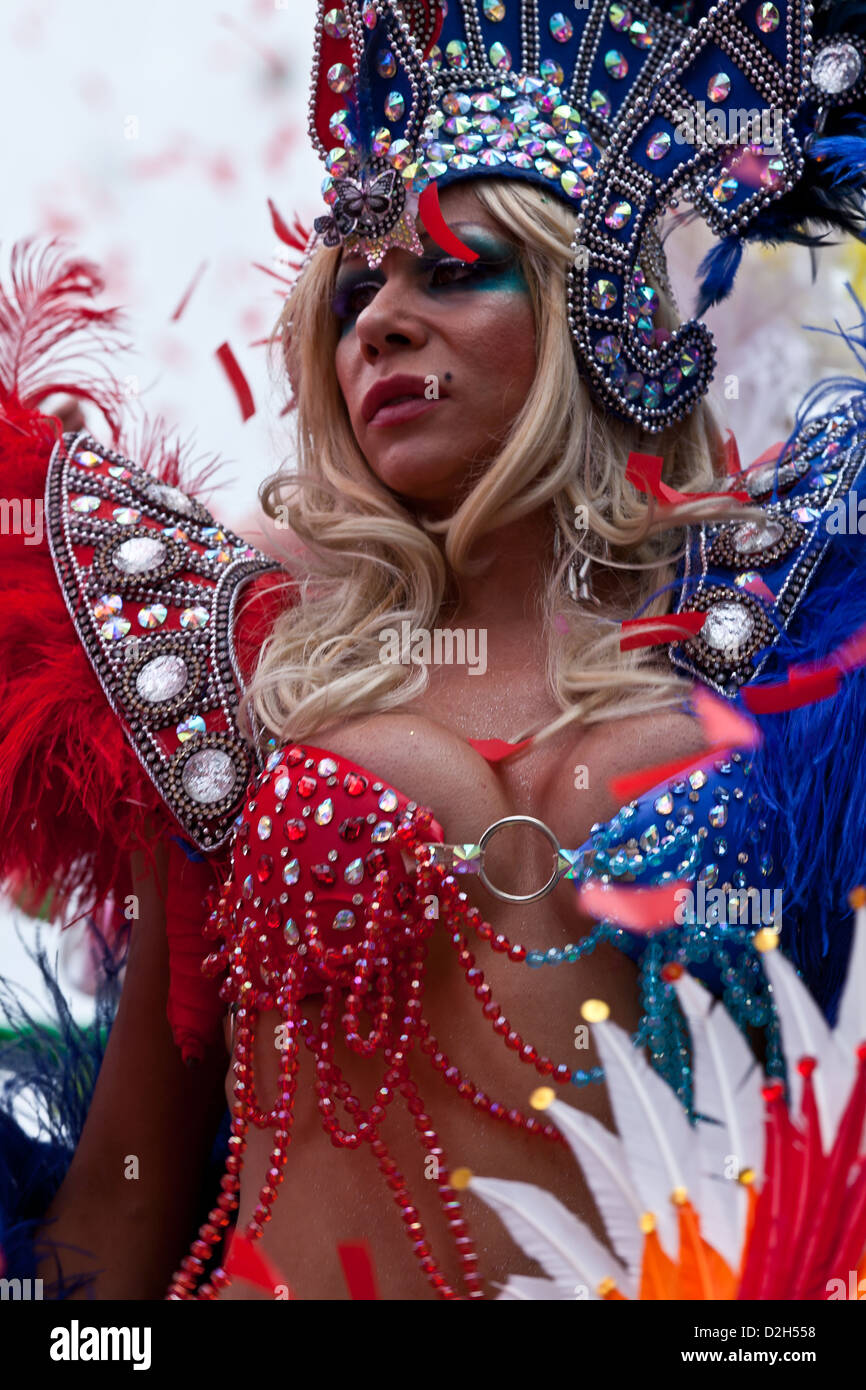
[694,234,744,316]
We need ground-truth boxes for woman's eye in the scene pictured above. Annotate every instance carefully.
[333,281,380,320]
[429,259,474,287]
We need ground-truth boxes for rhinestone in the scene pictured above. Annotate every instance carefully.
[604,199,632,229]
[258,816,272,841]
[179,605,209,630]
[456,132,483,152]
[733,520,785,554]
[550,12,574,42]
[271,773,290,802]
[629,19,652,47]
[316,757,338,777]
[703,602,754,652]
[594,334,621,364]
[339,817,364,840]
[137,603,167,629]
[647,131,671,160]
[663,365,683,395]
[385,90,405,122]
[311,863,336,886]
[344,858,364,884]
[761,157,785,189]
[590,89,612,118]
[375,48,397,78]
[284,818,306,841]
[333,910,356,932]
[368,128,393,160]
[94,594,123,618]
[388,138,413,170]
[689,769,708,790]
[71,495,101,513]
[698,862,718,889]
[489,42,511,69]
[812,41,862,95]
[756,2,780,33]
[371,820,394,842]
[314,798,334,825]
[608,3,632,30]
[446,39,469,68]
[136,654,188,702]
[344,771,368,796]
[560,169,585,198]
[605,50,628,79]
[481,147,508,167]
[707,72,732,103]
[296,775,317,798]
[541,58,564,83]
[327,63,353,93]
[639,824,659,851]
[591,278,618,310]
[324,8,349,38]
[73,450,101,468]
[283,858,300,885]
[642,379,661,409]
[712,176,738,202]
[378,789,398,813]
[443,92,471,115]
[113,535,167,575]
[709,803,728,829]
[177,714,206,742]
[113,507,141,525]
[100,617,131,640]
[654,792,674,815]
[624,370,644,400]
[242,875,254,900]
[361,1,377,27]
[181,748,237,804]
[680,346,700,377]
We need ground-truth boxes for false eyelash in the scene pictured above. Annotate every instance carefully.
[331,279,382,319]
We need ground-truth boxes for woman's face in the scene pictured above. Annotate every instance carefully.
[333,183,538,508]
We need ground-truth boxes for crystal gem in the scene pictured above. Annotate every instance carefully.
[311,864,336,886]
[591,278,618,310]
[550,12,574,42]
[344,858,365,884]
[333,910,356,931]
[489,42,512,69]
[339,817,364,840]
[71,495,101,513]
[344,772,368,795]
[284,819,306,841]
[707,72,732,102]
[541,59,564,83]
[95,594,123,618]
[283,859,300,885]
[137,603,167,628]
[604,199,632,228]
[605,49,628,79]
[73,450,101,467]
[296,776,317,798]
[136,654,188,702]
[283,917,299,946]
[446,39,469,68]
[258,816,272,841]
[609,3,632,31]
[100,617,131,640]
[756,2,780,33]
[702,602,754,652]
[113,535,167,575]
[712,176,739,202]
[733,520,784,554]
[378,789,399,812]
[327,63,353,93]
[314,798,334,825]
[385,90,406,122]
[181,748,237,804]
[180,605,209,630]
[646,131,671,160]
[323,8,349,39]
[177,715,206,742]
[629,19,652,47]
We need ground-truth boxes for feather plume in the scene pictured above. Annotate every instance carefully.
[467,1176,632,1298]
[546,1100,644,1276]
[694,235,744,317]
[836,900,866,1052]
[589,1017,698,1259]
[761,944,854,1149]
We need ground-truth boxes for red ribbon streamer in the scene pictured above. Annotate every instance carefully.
[466,737,533,762]
[215,342,255,422]
[580,878,692,932]
[626,451,750,505]
[337,1241,380,1300]
[418,183,480,262]
[225,1230,291,1296]
[619,612,706,651]
[267,198,310,253]
[171,261,208,323]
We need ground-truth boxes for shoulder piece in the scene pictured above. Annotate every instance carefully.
[46,428,281,852]
[668,398,866,698]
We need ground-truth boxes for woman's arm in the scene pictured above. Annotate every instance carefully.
[35,834,229,1300]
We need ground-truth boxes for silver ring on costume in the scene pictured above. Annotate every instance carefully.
[477,815,564,904]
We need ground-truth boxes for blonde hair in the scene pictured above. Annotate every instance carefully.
[244,179,762,753]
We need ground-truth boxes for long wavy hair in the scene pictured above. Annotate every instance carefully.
[243,178,763,752]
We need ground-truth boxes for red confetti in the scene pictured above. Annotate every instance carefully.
[418,183,480,262]
[608,685,760,802]
[215,341,255,421]
[620,612,706,651]
[626,451,750,506]
[743,667,840,714]
[225,1230,291,1295]
[268,199,310,254]
[337,1241,380,1300]
[171,261,208,322]
[580,878,692,932]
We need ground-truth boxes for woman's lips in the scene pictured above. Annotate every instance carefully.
[367,396,442,427]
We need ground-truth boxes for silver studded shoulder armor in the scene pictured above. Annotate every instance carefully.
[669,400,866,697]
[46,430,281,853]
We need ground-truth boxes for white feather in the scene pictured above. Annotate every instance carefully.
[762,944,854,1149]
[547,1099,644,1276]
[674,972,764,1264]
[590,1018,699,1260]
[494,1276,577,1301]
[468,1176,634,1298]
[836,903,866,1055]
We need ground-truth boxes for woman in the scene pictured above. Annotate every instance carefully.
[3,0,866,1301]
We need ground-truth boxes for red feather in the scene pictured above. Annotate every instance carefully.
[267,198,310,254]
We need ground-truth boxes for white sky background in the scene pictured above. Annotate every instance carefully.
[1,0,862,1019]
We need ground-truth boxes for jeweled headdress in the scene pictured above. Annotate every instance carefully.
[309,1,866,431]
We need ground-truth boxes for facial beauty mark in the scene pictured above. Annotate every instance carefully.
[331,225,529,334]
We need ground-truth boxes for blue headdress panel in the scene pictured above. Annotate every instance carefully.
[308,1,866,432]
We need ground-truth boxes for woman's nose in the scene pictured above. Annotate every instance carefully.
[355,272,428,363]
